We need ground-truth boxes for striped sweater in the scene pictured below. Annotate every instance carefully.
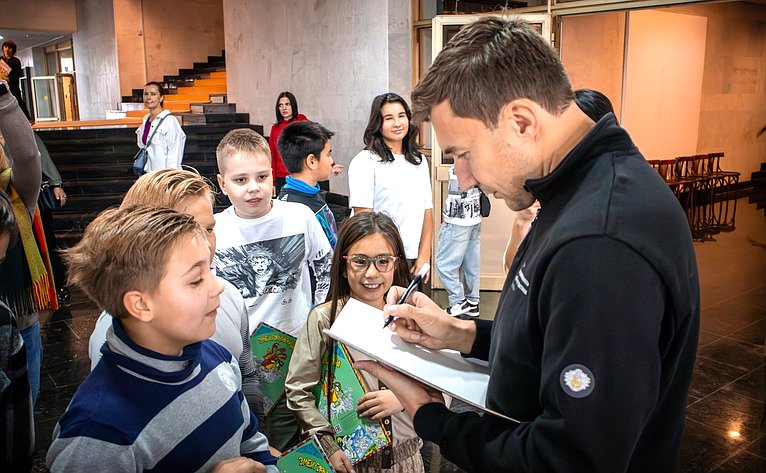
[46,321,278,472]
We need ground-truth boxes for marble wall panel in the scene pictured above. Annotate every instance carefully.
[223,0,412,195]
[72,0,121,120]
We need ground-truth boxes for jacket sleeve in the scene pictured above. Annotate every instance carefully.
[0,91,40,214]
[36,134,62,185]
[163,117,186,169]
[414,236,666,472]
[240,410,278,465]
[284,308,334,438]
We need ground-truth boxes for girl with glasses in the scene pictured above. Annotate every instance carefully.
[285,212,425,472]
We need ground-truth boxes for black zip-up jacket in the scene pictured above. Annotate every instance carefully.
[414,115,700,472]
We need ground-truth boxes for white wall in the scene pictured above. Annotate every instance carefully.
[223,0,412,195]
[72,0,121,120]
[621,10,708,160]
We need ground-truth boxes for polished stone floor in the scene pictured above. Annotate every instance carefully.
[29,196,766,472]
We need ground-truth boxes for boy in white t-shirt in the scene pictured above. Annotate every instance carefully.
[435,166,482,317]
[213,128,333,451]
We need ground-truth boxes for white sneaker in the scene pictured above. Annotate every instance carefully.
[446,300,480,317]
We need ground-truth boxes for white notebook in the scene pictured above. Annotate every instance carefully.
[325,298,515,421]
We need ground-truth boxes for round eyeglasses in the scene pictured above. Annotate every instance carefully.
[343,254,399,273]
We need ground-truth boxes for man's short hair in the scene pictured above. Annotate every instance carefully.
[277,120,335,174]
[216,128,269,175]
[412,17,574,127]
[123,169,215,208]
[63,206,204,319]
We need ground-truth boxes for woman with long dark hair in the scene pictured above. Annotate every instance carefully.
[269,92,307,193]
[348,93,433,283]
[285,212,424,472]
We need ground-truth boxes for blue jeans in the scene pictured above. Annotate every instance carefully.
[20,321,42,405]
[435,223,481,306]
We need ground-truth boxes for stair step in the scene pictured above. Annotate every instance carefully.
[209,71,227,80]
[177,85,227,94]
[194,61,226,69]
[210,94,227,104]
[190,103,236,114]
[165,93,211,103]
[179,66,225,76]
[180,113,249,126]
[194,78,226,87]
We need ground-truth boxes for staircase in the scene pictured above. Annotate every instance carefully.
[37,123,262,248]
[121,51,249,126]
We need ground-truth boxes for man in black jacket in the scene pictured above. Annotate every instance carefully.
[357,16,699,473]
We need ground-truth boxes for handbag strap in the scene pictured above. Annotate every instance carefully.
[145,114,170,147]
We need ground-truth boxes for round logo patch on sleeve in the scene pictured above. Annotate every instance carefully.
[560,364,595,398]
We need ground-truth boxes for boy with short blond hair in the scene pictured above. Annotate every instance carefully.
[47,206,277,472]
[214,128,332,451]
[276,120,338,248]
[87,169,266,427]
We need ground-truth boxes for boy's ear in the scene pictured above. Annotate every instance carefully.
[123,290,154,323]
[305,154,318,171]
[216,174,228,195]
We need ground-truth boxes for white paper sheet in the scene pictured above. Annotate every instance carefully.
[325,298,514,421]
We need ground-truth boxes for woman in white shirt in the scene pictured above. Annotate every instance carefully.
[135,81,186,173]
[348,92,433,282]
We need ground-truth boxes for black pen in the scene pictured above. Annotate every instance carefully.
[383,263,430,329]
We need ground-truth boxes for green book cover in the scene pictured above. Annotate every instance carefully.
[251,322,296,414]
[313,342,391,464]
[277,435,335,473]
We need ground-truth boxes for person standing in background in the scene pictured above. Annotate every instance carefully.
[269,92,308,194]
[135,81,186,173]
[435,166,482,318]
[0,41,31,120]
[348,93,433,284]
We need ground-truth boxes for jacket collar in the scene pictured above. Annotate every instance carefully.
[524,114,637,203]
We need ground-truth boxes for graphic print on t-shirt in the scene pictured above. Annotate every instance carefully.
[444,176,482,221]
[215,234,306,299]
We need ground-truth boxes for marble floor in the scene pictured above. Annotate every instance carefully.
[29,196,766,472]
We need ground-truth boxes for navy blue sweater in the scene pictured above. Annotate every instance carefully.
[47,320,278,472]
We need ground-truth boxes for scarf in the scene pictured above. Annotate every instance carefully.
[0,168,58,315]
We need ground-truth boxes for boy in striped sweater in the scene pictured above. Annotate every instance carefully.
[47,206,278,473]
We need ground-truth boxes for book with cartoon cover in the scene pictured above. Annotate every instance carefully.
[313,342,391,464]
[277,435,335,473]
[251,322,296,414]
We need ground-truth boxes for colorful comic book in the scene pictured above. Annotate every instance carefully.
[251,322,296,414]
[277,435,335,473]
[313,342,391,464]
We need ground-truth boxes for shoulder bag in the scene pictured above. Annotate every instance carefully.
[133,114,169,176]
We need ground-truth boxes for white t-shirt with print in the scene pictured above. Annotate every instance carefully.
[214,200,333,336]
[347,149,433,259]
[443,167,482,226]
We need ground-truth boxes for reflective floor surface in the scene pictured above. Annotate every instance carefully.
[30,196,766,472]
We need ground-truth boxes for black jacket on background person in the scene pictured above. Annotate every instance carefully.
[414,114,700,472]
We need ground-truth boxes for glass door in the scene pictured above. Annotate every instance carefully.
[31,76,60,122]
[429,14,552,291]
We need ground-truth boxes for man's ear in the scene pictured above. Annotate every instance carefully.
[499,100,537,137]
[216,174,228,195]
[123,290,154,323]
[305,154,318,171]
